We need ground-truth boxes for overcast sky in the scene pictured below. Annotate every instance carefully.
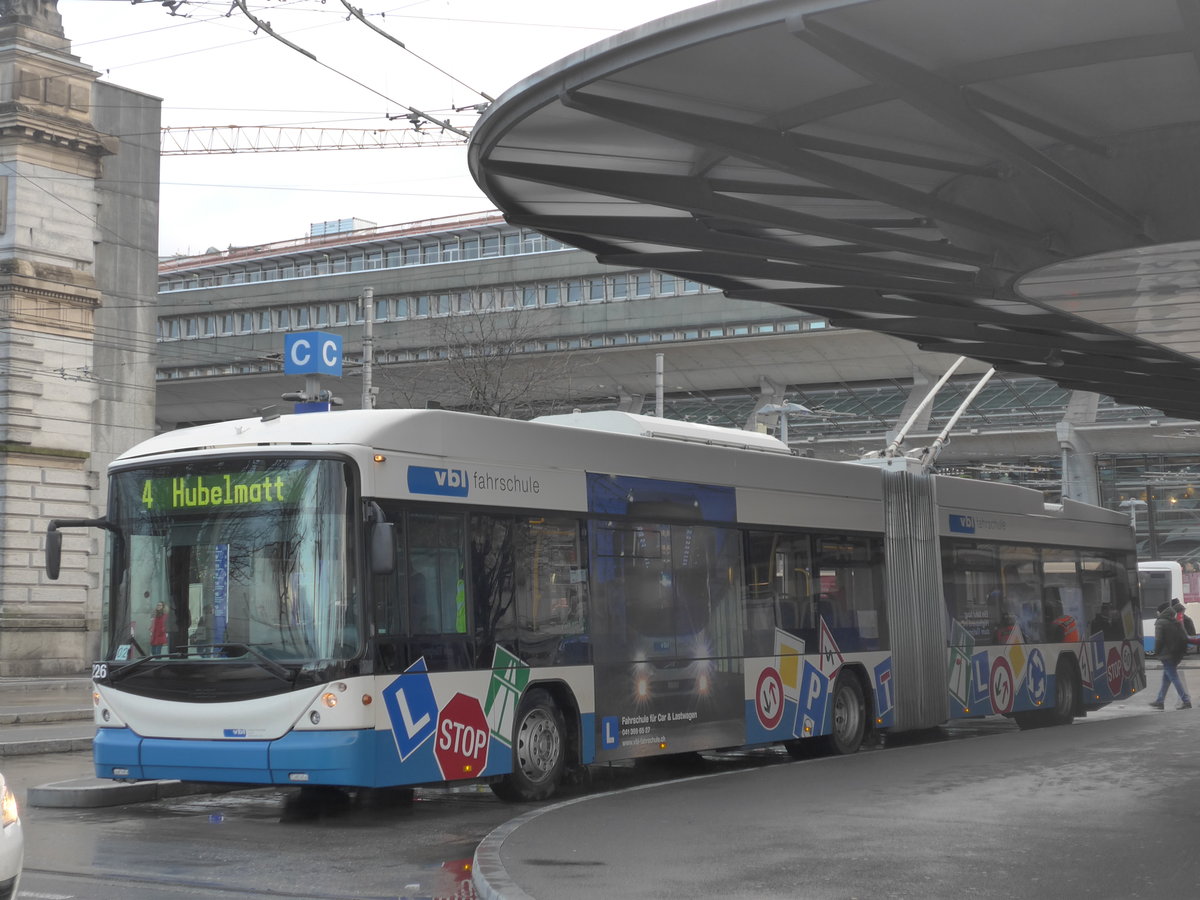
[57,0,702,256]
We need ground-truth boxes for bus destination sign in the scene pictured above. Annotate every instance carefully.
[141,474,291,511]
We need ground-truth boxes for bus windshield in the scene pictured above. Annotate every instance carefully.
[104,457,358,664]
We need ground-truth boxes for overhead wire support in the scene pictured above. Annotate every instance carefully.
[230,0,470,139]
[160,125,466,155]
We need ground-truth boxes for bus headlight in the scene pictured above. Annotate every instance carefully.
[2,782,18,827]
[635,674,650,700]
[321,692,338,708]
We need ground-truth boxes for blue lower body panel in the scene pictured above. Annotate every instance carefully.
[94,727,379,786]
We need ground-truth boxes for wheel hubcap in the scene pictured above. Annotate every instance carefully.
[516,708,560,782]
[832,686,861,744]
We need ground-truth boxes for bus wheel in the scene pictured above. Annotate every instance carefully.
[490,689,566,802]
[1047,660,1079,727]
[822,672,867,755]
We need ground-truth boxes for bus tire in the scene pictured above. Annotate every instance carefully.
[820,671,867,755]
[490,688,566,802]
[1047,658,1079,727]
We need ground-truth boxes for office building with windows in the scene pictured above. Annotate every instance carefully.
[156,212,1200,562]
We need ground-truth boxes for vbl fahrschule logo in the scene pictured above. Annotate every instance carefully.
[408,465,469,497]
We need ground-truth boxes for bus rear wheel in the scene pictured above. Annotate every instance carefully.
[490,689,566,802]
[1047,659,1079,727]
[821,672,867,755]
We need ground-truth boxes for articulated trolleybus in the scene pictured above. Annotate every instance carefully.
[47,409,1143,801]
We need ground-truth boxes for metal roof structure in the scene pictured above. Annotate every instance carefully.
[469,0,1200,421]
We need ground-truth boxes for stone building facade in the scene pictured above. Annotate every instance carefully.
[0,1,159,674]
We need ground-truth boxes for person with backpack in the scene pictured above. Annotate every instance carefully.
[1150,601,1192,710]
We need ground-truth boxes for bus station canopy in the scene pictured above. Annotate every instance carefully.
[469,0,1200,420]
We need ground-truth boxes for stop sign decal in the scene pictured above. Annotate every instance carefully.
[434,693,490,780]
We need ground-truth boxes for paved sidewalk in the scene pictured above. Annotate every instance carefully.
[0,675,94,756]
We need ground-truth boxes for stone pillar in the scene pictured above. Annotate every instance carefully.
[0,1,158,674]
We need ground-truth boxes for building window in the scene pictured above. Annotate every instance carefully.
[313,305,328,326]
[461,237,479,260]
[368,250,383,269]
[416,295,431,317]
[275,308,291,329]
[404,246,420,265]
[436,294,452,316]
[610,275,628,300]
[658,273,677,295]
[422,244,439,264]
[704,327,723,338]
[482,235,500,258]
[544,284,560,306]
[566,280,583,304]
[457,293,473,313]
[503,232,521,255]
[349,253,365,272]
[374,298,388,321]
[332,256,348,273]
[394,298,409,319]
[220,314,234,335]
[335,303,349,324]
[634,273,653,297]
[522,286,538,307]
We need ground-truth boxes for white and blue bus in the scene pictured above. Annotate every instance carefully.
[46,409,1143,801]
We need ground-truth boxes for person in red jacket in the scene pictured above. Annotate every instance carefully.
[150,602,168,656]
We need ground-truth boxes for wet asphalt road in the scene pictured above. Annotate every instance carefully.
[5,663,1196,899]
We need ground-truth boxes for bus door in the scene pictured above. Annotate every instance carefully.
[371,508,470,672]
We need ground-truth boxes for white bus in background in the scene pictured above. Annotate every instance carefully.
[1138,560,1199,654]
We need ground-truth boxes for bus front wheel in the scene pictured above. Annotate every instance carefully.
[490,688,566,802]
[821,672,867,755]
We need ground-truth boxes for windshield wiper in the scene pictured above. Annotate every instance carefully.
[104,654,156,683]
[214,643,295,683]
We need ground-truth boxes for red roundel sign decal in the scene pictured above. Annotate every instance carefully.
[756,666,785,730]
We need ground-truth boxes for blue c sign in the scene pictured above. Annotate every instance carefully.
[284,331,342,376]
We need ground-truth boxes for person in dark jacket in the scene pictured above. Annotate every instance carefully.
[1150,601,1192,710]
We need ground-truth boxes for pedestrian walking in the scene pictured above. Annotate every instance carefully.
[1150,601,1192,710]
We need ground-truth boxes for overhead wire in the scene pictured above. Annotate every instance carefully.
[229,0,470,137]
[336,1,493,104]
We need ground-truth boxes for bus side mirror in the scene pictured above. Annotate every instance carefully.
[46,528,63,580]
[370,522,396,576]
[45,517,113,581]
